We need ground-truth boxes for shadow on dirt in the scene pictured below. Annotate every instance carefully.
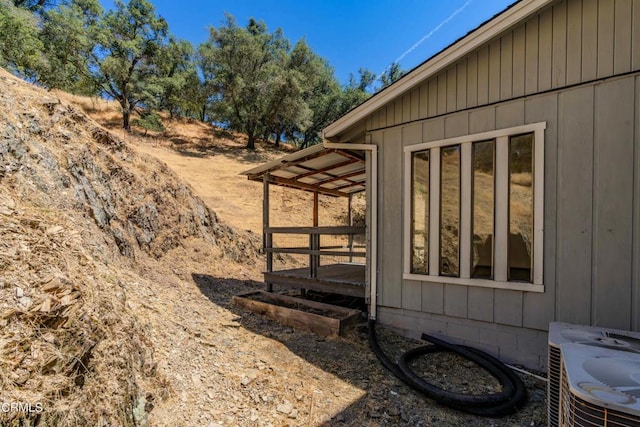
[191,273,392,425]
[189,273,547,426]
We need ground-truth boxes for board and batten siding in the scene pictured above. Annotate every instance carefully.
[371,73,640,370]
[366,0,640,132]
[355,0,640,369]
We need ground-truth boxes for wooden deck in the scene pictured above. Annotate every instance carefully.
[264,263,366,298]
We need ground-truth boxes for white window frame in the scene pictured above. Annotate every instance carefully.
[403,122,546,293]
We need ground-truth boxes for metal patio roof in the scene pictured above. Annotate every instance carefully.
[241,145,366,197]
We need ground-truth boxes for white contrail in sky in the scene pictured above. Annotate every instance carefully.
[378,0,473,80]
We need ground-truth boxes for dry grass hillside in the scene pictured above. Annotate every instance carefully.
[1,70,546,426]
[56,90,361,235]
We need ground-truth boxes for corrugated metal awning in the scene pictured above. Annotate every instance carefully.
[242,145,366,197]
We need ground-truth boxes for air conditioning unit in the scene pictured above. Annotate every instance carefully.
[548,322,640,427]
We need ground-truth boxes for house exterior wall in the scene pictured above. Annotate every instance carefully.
[360,0,640,370]
[367,0,640,132]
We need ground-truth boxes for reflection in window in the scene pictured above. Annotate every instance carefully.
[509,133,534,282]
[440,146,460,276]
[411,151,429,273]
[472,140,494,279]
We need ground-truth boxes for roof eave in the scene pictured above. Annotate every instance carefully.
[323,0,553,140]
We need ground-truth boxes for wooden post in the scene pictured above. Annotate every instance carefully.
[313,191,319,227]
[310,192,319,280]
[264,173,273,292]
[348,193,354,262]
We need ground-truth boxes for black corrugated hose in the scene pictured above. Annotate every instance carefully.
[368,319,527,416]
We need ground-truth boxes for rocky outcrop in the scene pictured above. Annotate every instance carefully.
[0,74,259,263]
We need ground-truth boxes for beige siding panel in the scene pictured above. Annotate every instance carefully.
[375,109,385,130]
[367,111,375,130]
[423,118,445,142]
[437,72,447,115]
[418,82,429,120]
[467,51,478,108]
[378,307,546,370]
[525,14,539,95]
[380,128,403,308]
[552,0,567,89]
[444,284,468,318]
[634,1,640,71]
[421,282,444,314]
[444,112,469,139]
[469,107,496,134]
[582,0,598,81]
[467,287,494,323]
[523,92,558,330]
[634,77,640,330]
[556,86,594,325]
[395,98,403,126]
[501,32,513,100]
[386,102,395,127]
[477,46,490,105]
[410,88,420,122]
[496,100,525,129]
[538,7,553,91]
[597,0,615,78]
[370,110,378,130]
[489,40,501,103]
[405,92,420,122]
[402,281,422,312]
[457,59,468,110]
[593,78,635,329]
[614,0,633,75]
[402,95,410,124]
[566,0,582,85]
[402,122,422,147]
[428,77,438,117]
[377,308,424,337]
[447,67,457,113]
[494,290,523,327]
[378,108,386,129]
[512,24,526,98]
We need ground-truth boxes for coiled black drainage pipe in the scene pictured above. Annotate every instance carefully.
[368,319,527,416]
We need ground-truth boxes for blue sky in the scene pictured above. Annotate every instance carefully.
[98,0,517,85]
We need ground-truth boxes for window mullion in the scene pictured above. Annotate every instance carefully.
[428,147,440,276]
[494,136,509,282]
[460,143,472,279]
[533,127,545,285]
[404,150,412,274]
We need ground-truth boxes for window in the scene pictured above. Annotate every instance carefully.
[472,140,494,279]
[410,151,429,274]
[403,122,545,292]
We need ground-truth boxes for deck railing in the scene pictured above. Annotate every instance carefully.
[264,226,366,290]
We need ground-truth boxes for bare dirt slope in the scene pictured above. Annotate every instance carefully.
[58,91,362,235]
[1,70,546,426]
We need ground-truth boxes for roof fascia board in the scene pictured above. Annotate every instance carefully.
[323,0,553,139]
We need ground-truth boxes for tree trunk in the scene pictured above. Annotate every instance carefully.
[120,98,131,130]
[274,132,281,147]
[246,133,256,149]
[123,109,131,130]
[200,104,207,122]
